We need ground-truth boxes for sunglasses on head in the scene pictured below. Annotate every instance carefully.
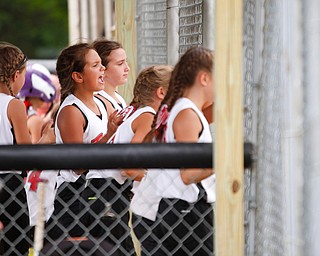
[17,54,28,70]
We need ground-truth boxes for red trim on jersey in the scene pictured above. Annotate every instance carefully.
[26,170,48,191]
[91,133,104,144]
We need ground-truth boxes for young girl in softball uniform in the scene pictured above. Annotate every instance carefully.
[18,63,57,143]
[76,39,130,255]
[131,46,215,256]
[45,43,118,248]
[117,65,173,181]
[19,63,58,247]
[0,42,54,255]
[93,39,129,115]
[81,65,172,255]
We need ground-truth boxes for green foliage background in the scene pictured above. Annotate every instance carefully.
[0,0,68,59]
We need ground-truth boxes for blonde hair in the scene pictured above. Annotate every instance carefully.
[130,65,173,108]
[0,41,27,96]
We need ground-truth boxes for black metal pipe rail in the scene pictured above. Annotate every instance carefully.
[0,143,254,170]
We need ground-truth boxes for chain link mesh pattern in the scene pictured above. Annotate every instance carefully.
[178,0,203,55]
[243,0,258,255]
[254,1,285,255]
[303,1,320,255]
[136,0,167,72]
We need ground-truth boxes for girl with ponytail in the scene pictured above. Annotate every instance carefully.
[131,46,215,255]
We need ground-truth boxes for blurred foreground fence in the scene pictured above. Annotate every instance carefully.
[0,143,253,255]
[0,143,253,170]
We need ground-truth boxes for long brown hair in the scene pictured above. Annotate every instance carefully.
[56,43,93,103]
[145,46,214,142]
[92,39,122,68]
[0,41,27,96]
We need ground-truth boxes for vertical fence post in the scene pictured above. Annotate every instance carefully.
[89,0,98,40]
[103,0,113,39]
[303,1,320,255]
[115,0,136,103]
[68,0,80,44]
[80,0,89,42]
[215,0,244,255]
[203,0,215,50]
[167,0,179,65]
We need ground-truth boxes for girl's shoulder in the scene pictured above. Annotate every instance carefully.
[118,105,155,123]
[28,114,45,127]
[169,98,197,118]
[6,97,26,123]
[175,97,195,108]
[59,94,96,114]
[56,95,87,122]
[133,105,156,117]
[7,97,25,111]
[7,98,29,141]
[60,94,78,107]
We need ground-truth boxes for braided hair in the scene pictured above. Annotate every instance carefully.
[0,41,27,96]
[145,46,214,142]
[129,65,173,108]
[56,43,93,103]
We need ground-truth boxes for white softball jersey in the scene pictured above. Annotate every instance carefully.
[86,105,156,185]
[0,93,15,145]
[0,93,21,174]
[85,90,126,183]
[25,170,58,226]
[55,94,108,144]
[25,94,109,226]
[55,94,109,183]
[131,97,216,221]
[96,90,127,111]
[111,106,155,144]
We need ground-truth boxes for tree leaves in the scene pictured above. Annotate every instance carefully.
[0,0,68,59]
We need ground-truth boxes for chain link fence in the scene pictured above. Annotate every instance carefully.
[303,0,320,254]
[243,0,259,255]
[136,0,167,72]
[254,0,285,253]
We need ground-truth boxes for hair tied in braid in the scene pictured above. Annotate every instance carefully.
[154,104,169,142]
[155,104,169,130]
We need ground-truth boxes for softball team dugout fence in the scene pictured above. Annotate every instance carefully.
[1,0,320,255]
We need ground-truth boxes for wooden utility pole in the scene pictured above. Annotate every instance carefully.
[215,0,244,255]
[114,0,136,103]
